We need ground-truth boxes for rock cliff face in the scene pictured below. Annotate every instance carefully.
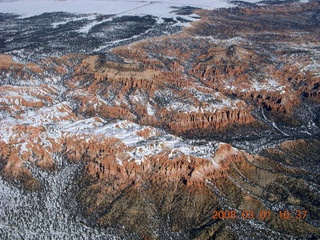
[186,1,320,122]
[63,52,257,136]
[0,1,320,239]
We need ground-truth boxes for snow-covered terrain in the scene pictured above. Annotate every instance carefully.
[0,0,319,239]
[0,165,125,239]
[0,0,234,18]
[0,0,311,18]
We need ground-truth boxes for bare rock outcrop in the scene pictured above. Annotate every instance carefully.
[0,1,319,239]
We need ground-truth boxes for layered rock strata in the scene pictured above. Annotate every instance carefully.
[0,1,320,239]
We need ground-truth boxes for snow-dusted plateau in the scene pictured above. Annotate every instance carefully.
[0,0,320,239]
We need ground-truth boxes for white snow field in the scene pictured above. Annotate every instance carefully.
[0,0,310,21]
[0,0,233,18]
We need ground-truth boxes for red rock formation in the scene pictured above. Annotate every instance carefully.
[0,2,320,238]
[167,108,254,133]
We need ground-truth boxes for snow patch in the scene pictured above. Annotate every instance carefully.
[146,102,156,116]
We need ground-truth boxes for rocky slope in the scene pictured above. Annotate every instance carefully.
[0,0,320,239]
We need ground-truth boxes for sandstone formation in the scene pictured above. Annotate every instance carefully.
[0,1,319,239]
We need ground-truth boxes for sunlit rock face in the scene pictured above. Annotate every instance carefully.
[0,0,320,239]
